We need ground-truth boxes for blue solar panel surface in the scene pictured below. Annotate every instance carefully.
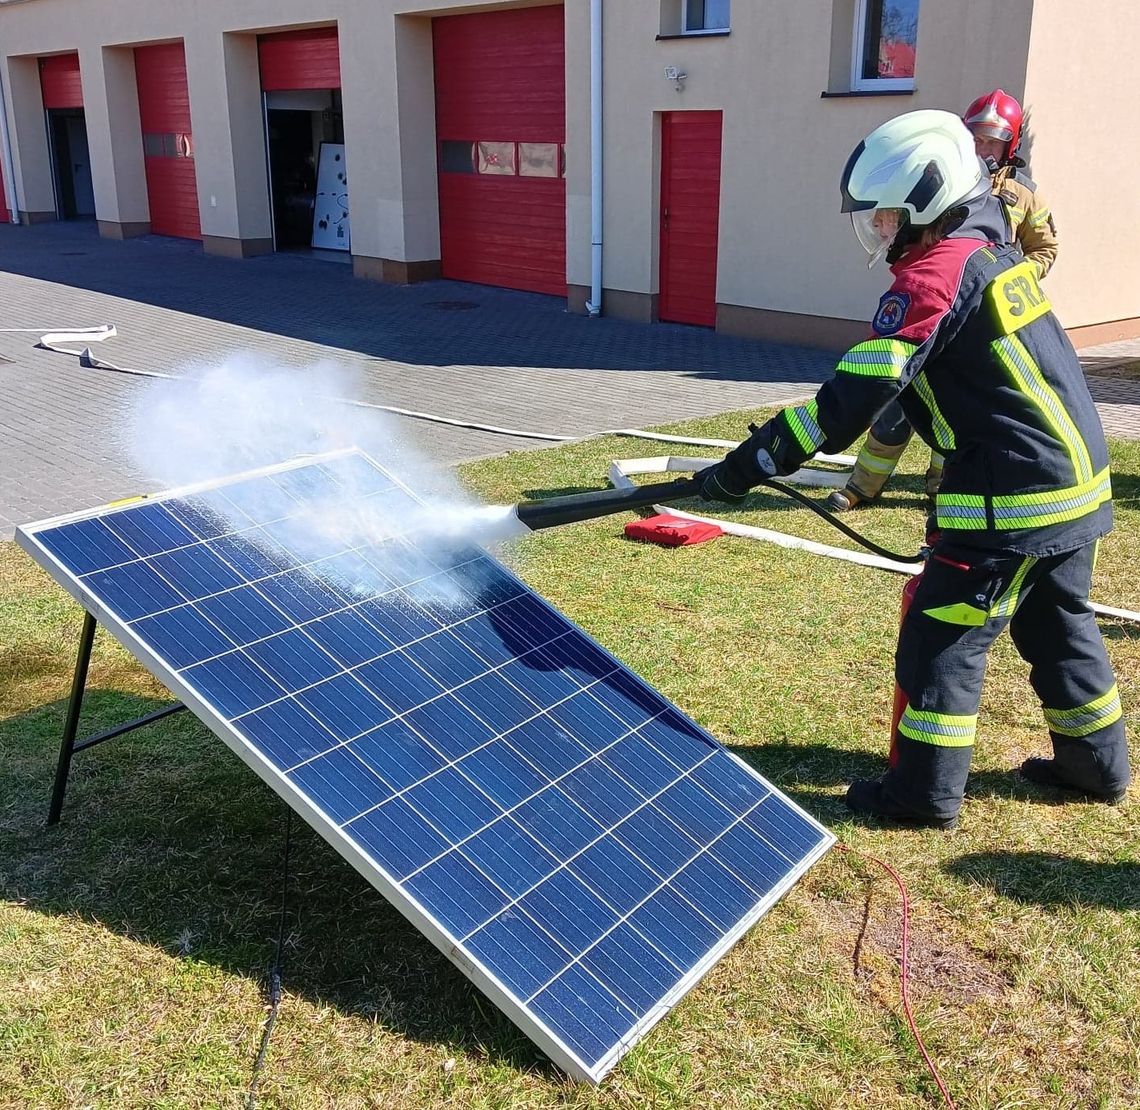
[20,451,833,1082]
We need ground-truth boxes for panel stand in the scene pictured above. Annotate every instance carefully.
[48,611,187,826]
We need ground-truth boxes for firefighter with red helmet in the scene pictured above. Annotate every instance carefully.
[828,88,1060,514]
[966,87,1059,278]
[699,110,1129,829]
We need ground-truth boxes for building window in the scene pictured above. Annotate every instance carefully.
[852,0,918,91]
[476,141,517,175]
[683,0,730,34]
[440,141,476,174]
[142,132,194,158]
[441,141,565,179]
[519,143,559,178]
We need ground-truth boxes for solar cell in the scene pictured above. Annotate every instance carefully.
[17,449,833,1083]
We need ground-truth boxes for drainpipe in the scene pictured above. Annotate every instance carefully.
[0,61,20,223]
[585,0,603,316]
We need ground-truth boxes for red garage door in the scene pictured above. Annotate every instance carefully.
[0,159,8,223]
[135,43,200,240]
[433,6,566,296]
[259,27,341,90]
[40,53,83,109]
[659,111,723,327]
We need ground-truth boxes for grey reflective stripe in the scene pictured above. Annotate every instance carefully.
[991,479,1110,520]
[993,334,1093,483]
[911,371,955,451]
[836,339,914,379]
[786,403,826,451]
[1043,687,1122,737]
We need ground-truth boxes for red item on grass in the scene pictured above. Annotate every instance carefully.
[624,514,723,547]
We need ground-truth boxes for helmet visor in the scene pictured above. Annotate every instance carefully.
[851,207,908,268]
[968,121,1013,143]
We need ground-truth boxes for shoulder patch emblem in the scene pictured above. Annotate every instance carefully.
[872,291,910,336]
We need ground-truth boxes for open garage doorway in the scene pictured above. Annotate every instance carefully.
[264,89,344,253]
[258,26,347,258]
[39,53,94,220]
[48,109,95,219]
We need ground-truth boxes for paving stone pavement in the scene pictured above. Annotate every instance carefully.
[2,221,1138,539]
[0,222,840,539]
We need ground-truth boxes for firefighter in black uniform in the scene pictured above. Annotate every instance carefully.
[828,88,1060,514]
[699,110,1130,829]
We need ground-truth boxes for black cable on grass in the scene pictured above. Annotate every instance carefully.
[247,808,294,1110]
[759,477,926,565]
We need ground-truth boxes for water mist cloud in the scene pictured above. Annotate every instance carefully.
[123,353,526,606]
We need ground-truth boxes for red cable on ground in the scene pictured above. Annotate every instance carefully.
[834,842,959,1110]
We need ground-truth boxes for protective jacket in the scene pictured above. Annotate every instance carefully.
[993,164,1058,278]
[768,192,1112,557]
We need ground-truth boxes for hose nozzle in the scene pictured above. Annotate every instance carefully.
[514,477,701,531]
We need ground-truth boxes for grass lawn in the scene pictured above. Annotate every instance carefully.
[2,411,1137,1110]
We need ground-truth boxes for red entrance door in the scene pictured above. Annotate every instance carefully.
[135,43,200,240]
[659,111,723,327]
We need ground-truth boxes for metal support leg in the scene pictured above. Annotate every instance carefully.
[48,610,97,826]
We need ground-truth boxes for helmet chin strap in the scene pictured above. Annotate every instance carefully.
[866,238,892,269]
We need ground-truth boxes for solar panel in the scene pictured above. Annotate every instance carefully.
[17,449,833,1083]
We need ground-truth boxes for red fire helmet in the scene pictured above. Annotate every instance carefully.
[963,88,1023,160]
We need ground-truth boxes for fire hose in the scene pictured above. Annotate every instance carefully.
[513,471,926,565]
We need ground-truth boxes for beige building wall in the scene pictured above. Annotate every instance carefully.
[580,0,1038,341]
[1021,2,1140,341]
[2,53,55,220]
[84,44,150,236]
[0,0,1136,342]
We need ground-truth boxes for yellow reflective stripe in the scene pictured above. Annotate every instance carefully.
[1029,208,1052,227]
[992,468,1111,527]
[1044,685,1122,737]
[836,338,913,379]
[854,436,905,474]
[936,468,1112,531]
[992,334,1093,482]
[934,492,986,529]
[922,558,1035,622]
[783,400,826,454]
[1005,206,1026,222]
[990,555,1036,618]
[911,371,955,451]
[922,603,988,627]
[980,247,997,262]
[855,452,901,476]
[898,706,977,747]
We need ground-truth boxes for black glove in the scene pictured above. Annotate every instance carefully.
[699,423,778,503]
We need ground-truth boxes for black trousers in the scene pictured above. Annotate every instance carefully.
[870,399,914,446]
[883,539,1130,821]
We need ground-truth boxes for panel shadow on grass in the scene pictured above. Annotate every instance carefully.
[0,690,553,1078]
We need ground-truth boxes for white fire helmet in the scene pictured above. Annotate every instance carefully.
[840,109,988,267]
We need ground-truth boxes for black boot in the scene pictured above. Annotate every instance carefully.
[844,776,959,830]
[1020,757,1126,804]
